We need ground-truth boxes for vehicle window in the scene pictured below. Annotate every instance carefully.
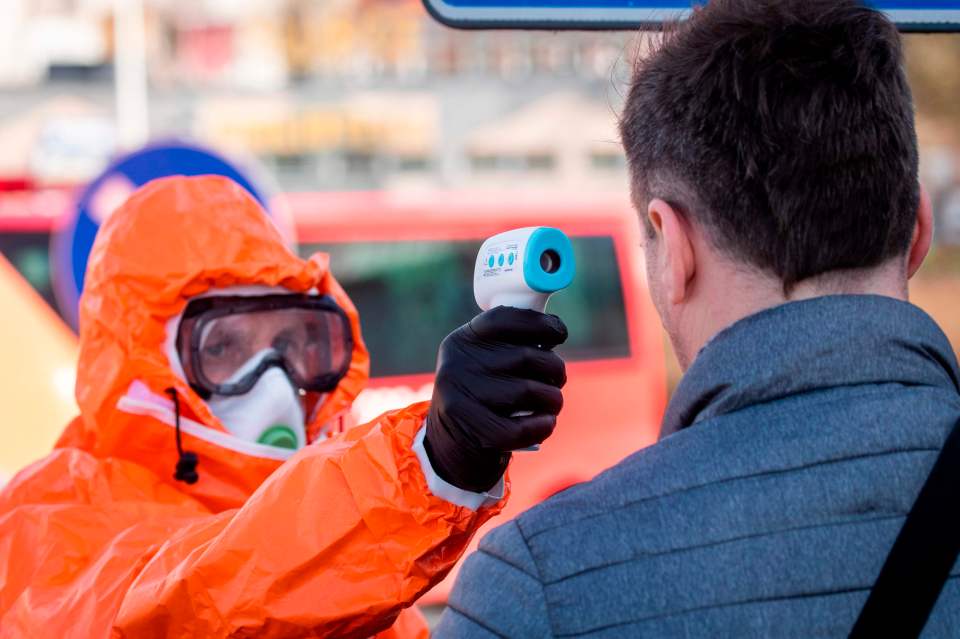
[300,235,631,378]
[0,232,58,312]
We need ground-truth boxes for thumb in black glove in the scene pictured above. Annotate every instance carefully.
[424,306,568,493]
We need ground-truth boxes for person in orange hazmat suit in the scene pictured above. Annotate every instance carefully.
[0,175,568,638]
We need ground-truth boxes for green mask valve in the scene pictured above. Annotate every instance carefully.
[257,425,299,450]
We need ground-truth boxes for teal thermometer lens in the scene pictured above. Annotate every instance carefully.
[474,226,576,314]
[522,227,576,295]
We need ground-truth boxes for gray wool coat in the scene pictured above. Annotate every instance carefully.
[435,295,960,638]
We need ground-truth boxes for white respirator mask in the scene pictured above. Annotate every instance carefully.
[205,356,306,450]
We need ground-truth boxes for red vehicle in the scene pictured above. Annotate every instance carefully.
[283,190,667,602]
[0,187,667,601]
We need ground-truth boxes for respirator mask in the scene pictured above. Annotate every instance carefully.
[176,293,354,450]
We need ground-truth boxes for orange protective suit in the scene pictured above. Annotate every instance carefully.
[0,176,505,638]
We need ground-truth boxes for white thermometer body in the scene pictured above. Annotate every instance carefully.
[473,227,576,450]
[474,226,576,313]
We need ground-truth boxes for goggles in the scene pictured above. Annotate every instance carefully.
[177,294,354,398]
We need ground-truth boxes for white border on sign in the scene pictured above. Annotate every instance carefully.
[425,3,690,23]
[887,9,960,25]
[423,2,960,29]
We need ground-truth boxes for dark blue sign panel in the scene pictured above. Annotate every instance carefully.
[52,142,271,329]
[423,1,960,30]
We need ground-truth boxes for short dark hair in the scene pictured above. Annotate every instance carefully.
[619,0,919,290]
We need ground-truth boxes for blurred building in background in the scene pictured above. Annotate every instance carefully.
[4,0,959,244]
[3,0,960,489]
[0,0,636,195]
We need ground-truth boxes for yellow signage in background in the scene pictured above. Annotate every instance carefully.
[196,96,437,159]
[0,254,77,484]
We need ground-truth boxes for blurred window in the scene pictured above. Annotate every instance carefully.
[469,154,556,173]
[937,184,960,245]
[272,153,311,172]
[300,235,630,378]
[396,155,431,173]
[0,232,57,311]
[266,153,318,191]
[469,154,499,172]
[590,152,625,171]
[526,154,556,171]
[344,151,376,177]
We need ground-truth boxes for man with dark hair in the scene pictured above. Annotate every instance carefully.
[435,1,960,636]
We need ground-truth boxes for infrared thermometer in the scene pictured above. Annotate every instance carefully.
[474,227,576,450]
[474,227,576,313]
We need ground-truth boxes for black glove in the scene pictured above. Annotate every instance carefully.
[424,306,568,493]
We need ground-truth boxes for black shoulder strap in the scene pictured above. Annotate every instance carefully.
[850,419,960,638]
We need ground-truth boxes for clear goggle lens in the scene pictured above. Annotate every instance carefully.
[178,295,353,396]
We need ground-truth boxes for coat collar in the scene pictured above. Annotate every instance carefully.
[661,295,960,438]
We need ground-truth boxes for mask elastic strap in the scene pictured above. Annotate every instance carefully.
[166,387,200,485]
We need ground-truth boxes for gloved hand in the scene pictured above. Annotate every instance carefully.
[424,306,568,493]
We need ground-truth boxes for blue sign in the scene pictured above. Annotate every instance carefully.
[423,1,960,31]
[52,141,271,329]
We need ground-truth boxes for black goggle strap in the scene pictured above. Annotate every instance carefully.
[180,293,347,320]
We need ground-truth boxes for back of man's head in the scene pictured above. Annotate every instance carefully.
[619,0,919,292]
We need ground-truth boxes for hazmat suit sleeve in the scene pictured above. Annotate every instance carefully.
[0,403,505,639]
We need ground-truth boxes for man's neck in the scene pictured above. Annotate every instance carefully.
[673,261,909,371]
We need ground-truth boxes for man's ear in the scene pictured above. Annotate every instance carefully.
[647,198,696,304]
[907,184,933,279]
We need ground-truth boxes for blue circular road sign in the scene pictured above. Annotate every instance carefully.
[52,141,271,329]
